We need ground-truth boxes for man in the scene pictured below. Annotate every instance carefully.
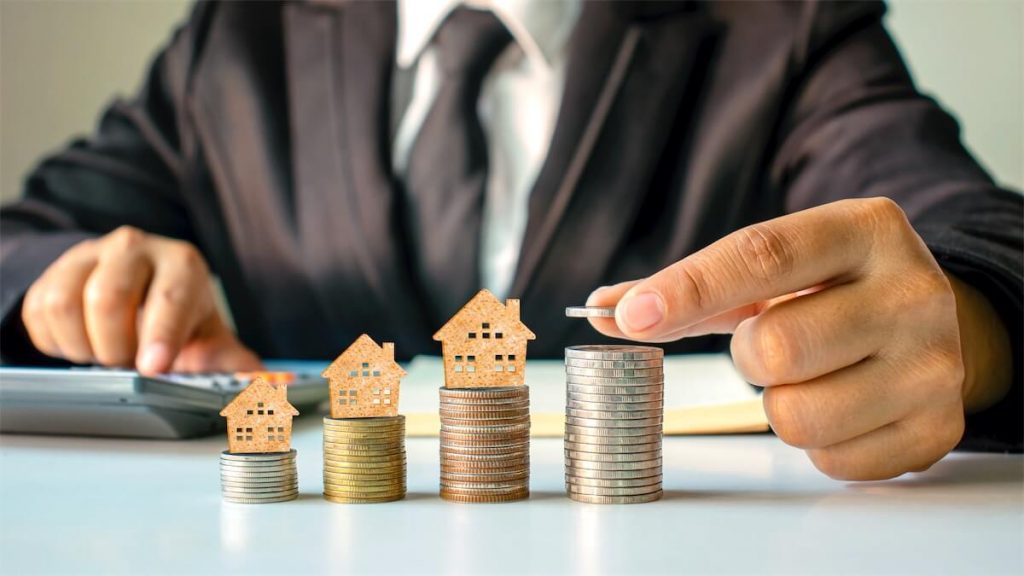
[1,1,1020,480]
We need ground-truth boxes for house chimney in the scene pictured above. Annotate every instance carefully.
[505,298,520,319]
[383,342,395,360]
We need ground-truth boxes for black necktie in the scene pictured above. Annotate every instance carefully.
[405,8,512,318]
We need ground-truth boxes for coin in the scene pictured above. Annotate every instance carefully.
[564,391,663,404]
[564,424,663,437]
[565,415,663,428]
[224,493,299,504]
[323,415,405,425]
[565,475,663,488]
[564,450,660,462]
[220,450,296,462]
[566,457,662,471]
[564,432,662,445]
[439,386,529,399]
[219,464,297,474]
[564,358,663,369]
[565,345,663,360]
[323,462,407,473]
[324,494,405,504]
[566,483,662,497]
[568,491,663,504]
[565,366,663,378]
[566,383,665,396]
[564,305,616,318]
[440,491,528,503]
[566,466,662,480]
[565,398,663,411]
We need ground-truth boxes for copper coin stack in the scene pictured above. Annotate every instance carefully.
[439,386,531,503]
[564,345,664,504]
[322,416,406,503]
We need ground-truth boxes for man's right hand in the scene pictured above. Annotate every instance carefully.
[21,226,261,375]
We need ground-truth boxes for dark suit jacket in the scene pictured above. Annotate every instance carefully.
[1,1,1020,450]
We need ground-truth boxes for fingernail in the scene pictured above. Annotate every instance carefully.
[585,286,611,306]
[619,292,665,332]
[138,342,171,374]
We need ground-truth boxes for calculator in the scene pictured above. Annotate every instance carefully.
[0,367,328,439]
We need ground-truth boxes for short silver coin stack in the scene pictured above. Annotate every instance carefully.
[220,449,298,504]
[563,345,664,504]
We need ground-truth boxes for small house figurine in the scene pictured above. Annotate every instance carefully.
[219,376,299,453]
[322,334,407,418]
[433,289,535,388]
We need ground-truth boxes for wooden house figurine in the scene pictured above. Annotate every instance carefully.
[433,289,535,388]
[219,376,299,454]
[322,334,407,418]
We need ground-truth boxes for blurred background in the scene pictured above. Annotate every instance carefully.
[1,0,1021,205]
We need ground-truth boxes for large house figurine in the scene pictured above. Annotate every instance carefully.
[433,289,535,388]
[322,334,407,418]
[219,376,299,453]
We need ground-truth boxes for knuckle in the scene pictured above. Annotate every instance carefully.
[84,279,131,315]
[740,318,798,386]
[668,260,716,314]
[165,242,207,274]
[764,387,818,448]
[43,287,82,318]
[105,225,147,253]
[735,224,795,282]
[858,197,910,236]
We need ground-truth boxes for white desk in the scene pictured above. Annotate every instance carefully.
[1,417,1021,576]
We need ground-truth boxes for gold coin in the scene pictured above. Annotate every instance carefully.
[323,493,405,504]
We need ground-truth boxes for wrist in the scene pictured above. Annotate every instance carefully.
[945,271,1013,413]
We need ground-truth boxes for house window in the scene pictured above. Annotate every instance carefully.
[267,435,274,441]
[468,355,476,362]
[373,387,381,395]
[508,365,516,372]
[246,410,253,415]
[384,398,391,405]
[373,398,381,405]
[495,332,503,339]
[277,427,284,432]
[468,332,476,339]
[236,427,242,433]
[268,409,274,415]
[454,365,463,373]
[246,428,252,433]
[349,370,358,377]
[257,402,264,408]
[362,362,369,368]
[277,435,284,441]
[508,354,516,361]
[267,427,274,432]
[495,354,503,361]
[483,332,490,339]
[258,409,264,415]
[245,435,253,441]
[495,365,503,372]
[235,436,242,441]
[383,388,391,396]
[455,355,463,362]
[372,370,380,377]
[467,365,476,373]
[362,370,369,377]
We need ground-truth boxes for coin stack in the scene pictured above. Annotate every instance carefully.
[322,416,406,503]
[564,345,664,504]
[220,450,298,504]
[439,386,531,503]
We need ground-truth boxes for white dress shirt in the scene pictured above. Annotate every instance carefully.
[392,0,581,300]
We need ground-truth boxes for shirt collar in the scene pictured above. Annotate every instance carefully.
[396,0,580,69]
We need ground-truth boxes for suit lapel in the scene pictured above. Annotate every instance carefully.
[512,4,720,344]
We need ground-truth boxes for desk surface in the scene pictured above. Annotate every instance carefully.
[1,418,1022,575]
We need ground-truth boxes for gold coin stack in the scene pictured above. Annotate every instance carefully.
[439,386,531,502]
[220,450,298,504]
[322,416,406,503]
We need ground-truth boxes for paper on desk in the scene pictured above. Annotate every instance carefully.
[401,354,769,437]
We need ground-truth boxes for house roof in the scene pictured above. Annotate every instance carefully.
[219,376,300,418]
[322,333,407,379]
[432,289,537,341]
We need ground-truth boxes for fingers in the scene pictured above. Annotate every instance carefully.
[30,243,99,362]
[170,314,263,373]
[805,404,964,481]
[730,282,885,386]
[83,229,154,366]
[612,200,885,340]
[585,281,638,338]
[136,241,214,375]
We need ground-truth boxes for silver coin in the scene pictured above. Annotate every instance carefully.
[566,457,662,471]
[564,306,616,318]
[565,408,663,421]
[567,384,665,397]
[565,365,663,378]
[223,488,299,499]
[220,464,297,475]
[565,432,662,445]
[565,467,662,480]
[220,449,296,462]
[565,474,663,488]
[564,450,661,462]
[564,357,663,369]
[566,483,663,497]
[565,416,663,430]
[221,478,298,488]
[222,484,300,495]
[220,470,296,480]
[563,440,662,454]
[565,387,659,401]
[566,373,665,386]
[565,345,663,360]
[223,494,299,504]
[566,399,663,411]
[564,422,662,435]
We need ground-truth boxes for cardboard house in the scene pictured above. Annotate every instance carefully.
[433,289,536,388]
[220,376,299,454]
[322,334,407,418]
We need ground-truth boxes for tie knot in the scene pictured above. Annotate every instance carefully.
[434,8,513,79]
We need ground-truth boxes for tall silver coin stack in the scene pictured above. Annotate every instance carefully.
[220,449,298,504]
[564,345,664,504]
[439,386,531,503]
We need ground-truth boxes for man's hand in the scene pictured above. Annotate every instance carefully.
[587,198,1011,481]
[21,226,261,375]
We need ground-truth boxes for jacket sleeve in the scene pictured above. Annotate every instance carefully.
[770,1,1023,451]
[0,4,212,363]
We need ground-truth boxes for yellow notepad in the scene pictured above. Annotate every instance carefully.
[400,355,769,437]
